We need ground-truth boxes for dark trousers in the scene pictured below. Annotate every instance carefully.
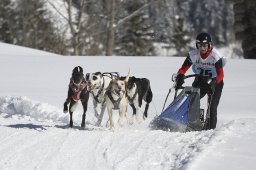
[193,78,224,129]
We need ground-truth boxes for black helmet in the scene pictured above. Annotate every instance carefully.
[196,32,212,48]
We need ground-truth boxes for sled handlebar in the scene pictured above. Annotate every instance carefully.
[171,73,197,82]
[162,74,197,112]
[184,74,197,79]
[181,74,197,89]
[173,74,197,91]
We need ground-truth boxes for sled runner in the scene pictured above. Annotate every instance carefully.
[150,74,211,132]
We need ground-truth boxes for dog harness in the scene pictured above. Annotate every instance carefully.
[102,72,120,79]
[91,73,119,103]
[106,89,122,110]
[69,79,87,102]
[92,79,105,103]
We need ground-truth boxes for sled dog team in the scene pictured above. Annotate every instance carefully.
[63,66,153,129]
[63,32,225,131]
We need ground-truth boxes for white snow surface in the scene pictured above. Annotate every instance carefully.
[0,42,256,170]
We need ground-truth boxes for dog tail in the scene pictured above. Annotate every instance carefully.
[125,68,130,82]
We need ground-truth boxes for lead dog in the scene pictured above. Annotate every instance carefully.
[86,72,119,126]
[104,71,130,129]
[63,66,89,128]
[126,76,153,123]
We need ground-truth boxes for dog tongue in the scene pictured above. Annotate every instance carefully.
[115,90,119,95]
[115,89,120,96]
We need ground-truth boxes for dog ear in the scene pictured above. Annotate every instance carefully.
[78,66,83,73]
[73,66,83,74]
[95,72,101,76]
[94,72,103,78]
[124,69,130,82]
[110,79,117,86]
[125,81,129,90]
[130,76,136,83]
[85,73,90,81]
[72,67,77,74]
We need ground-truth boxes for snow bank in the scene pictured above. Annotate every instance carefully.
[0,42,59,56]
[0,96,68,123]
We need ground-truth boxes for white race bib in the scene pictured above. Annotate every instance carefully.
[192,65,217,78]
[189,48,226,78]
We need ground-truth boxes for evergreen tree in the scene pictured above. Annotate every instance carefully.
[115,0,155,56]
[0,0,15,43]
[0,0,235,55]
[181,0,234,46]
[80,0,106,55]
[148,0,175,44]
[0,0,67,54]
[171,16,191,56]
[15,0,59,51]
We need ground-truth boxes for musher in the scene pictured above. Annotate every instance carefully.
[175,32,226,130]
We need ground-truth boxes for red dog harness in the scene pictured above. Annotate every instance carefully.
[69,80,87,102]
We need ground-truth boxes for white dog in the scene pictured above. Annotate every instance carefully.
[86,72,119,126]
[104,71,130,129]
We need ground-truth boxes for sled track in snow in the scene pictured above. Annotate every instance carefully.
[171,130,215,170]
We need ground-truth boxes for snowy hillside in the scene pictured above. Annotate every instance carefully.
[0,42,256,170]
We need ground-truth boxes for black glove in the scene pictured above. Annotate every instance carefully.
[175,74,185,89]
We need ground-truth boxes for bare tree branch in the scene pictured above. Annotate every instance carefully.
[91,2,155,38]
[106,0,116,56]
[117,3,150,27]
[77,0,85,32]
[67,0,75,34]
[45,0,69,22]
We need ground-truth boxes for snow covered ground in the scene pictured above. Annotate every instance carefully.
[0,42,256,170]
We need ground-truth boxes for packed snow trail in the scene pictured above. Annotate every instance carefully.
[1,96,255,170]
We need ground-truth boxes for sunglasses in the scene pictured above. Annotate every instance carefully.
[197,43,209,48]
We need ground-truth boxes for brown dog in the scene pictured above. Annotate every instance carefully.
[104,70,130,129]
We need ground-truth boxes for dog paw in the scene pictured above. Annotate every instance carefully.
[63,108,68,113]
[136,115,142,122]
[143,115,147,120]
[118,119,125,127]
[63,103,68,113]
[95,120,102,127]
[108,126,115,131]
[81,122,86,129]
[106,120,114,129]
[94,113,99,118]
[137,120,142,124]
[106,120,110,128]
[128,118,134,125]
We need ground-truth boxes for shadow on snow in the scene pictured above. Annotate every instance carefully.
[6,123,47,131]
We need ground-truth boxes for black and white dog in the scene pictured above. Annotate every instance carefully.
[126,76,153,123]
[63,66,89,128]
[86,72,119,126]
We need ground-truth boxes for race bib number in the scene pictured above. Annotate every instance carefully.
[192,65,217,78]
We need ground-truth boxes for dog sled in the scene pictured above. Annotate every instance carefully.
[149,74,211,132]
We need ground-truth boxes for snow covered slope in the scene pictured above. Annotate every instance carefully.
[0,42,256,170]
